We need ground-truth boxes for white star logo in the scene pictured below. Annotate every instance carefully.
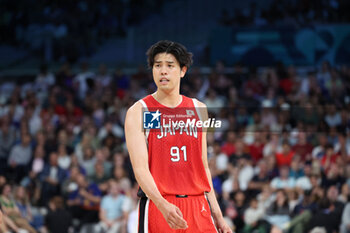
[201,204,207,212]
[150,110,161,122]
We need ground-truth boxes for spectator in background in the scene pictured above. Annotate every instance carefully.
[326,185,345,226]
[55,62,74,89]
[7,133,32,183]
[228,139,250,165]
[98,180,129,233]
[0,119,16,176]
[0,203,21,233]
[317,62,332,89]
[243,197,269,233]
[26,106,42,137]
[275,141,294,167]
[0,184,37,233]
[292,132,313,161]
[204,89,225,115]
[67,174,101,230]
[335,132,350,161]
[307,198,339,233]
[248,159,270,197]
[69,155,86,176]
[340,202,350,233]
[212,142,229,176]
[265,189,290,230]
[90,162,110,193]
[34,64,55,94]
[63,100,83,125]
[45,196,72,233]
[39,152,66,205]
[338,183,349,203]
[289,157,304,179]
[221,132,236,157]
[325,105,342,128]
[270,166,296,191]
[222,166,240,201]
[321,163,346,189]
[321,145,339,173]
[0,204,6,233]
[61,166,80,197]
[235,155,254,192]
[260,101,278,130]
[14,185,43,231]
[295,162,313,191]
[265,154,279,179]
[247,132,265,164]
[312,134,328,160]
[96,63,112,88]
[263,133,282,157]
[292,189,317,218]
[228,191,248,233]
[74,61,95,100]
[94,148,113,178]
[57,144,71,171]
[74,132,94,163]
[80,146,96,177]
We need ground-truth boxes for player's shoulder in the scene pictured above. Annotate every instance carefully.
[191,98,207,108]
[125,100,144,121]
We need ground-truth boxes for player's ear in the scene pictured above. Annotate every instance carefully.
[180,66,187,78]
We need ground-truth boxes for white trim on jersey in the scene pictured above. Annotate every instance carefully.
[139,99,150,141]
[192,98,203,121]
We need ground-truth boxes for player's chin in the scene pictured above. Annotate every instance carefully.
[158,85,171,90]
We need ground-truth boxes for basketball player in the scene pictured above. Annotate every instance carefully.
[125,40,232,232]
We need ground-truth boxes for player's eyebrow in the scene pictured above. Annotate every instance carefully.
[154,60,174,63]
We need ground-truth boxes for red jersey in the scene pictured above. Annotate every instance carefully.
[140,95,211,196]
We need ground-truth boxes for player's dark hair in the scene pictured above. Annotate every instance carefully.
[146,40,193,69]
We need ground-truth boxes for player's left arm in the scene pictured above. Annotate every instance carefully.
[196,100,232,233]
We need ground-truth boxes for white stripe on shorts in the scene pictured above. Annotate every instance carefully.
[144,198,150,233]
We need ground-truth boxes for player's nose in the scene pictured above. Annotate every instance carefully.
[160,66,167,75]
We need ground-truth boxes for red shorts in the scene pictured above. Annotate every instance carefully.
[138,194,218,233]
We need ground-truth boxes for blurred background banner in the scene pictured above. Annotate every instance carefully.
[210,25,350,66]
[1,0,350,75]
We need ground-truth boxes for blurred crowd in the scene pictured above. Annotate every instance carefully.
[219,0,350,27]
[0,60,349,233]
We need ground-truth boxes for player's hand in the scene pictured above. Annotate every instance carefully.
[158,201,188,229]
[216,217,232,233]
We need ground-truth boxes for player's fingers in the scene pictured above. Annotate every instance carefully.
[169,213,187,229]
[168,220,175,229]
[169,215,187,229]
[175,210,187,225]
[168,219,185,230]
[175,207,183,218]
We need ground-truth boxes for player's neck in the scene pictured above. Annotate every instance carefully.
[152,90,182,108]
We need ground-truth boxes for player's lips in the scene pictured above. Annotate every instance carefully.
[160,77,169,83]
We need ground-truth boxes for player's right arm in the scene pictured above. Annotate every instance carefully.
[124,101,188,230]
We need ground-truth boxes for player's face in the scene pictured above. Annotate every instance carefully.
[152,53,187,92]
